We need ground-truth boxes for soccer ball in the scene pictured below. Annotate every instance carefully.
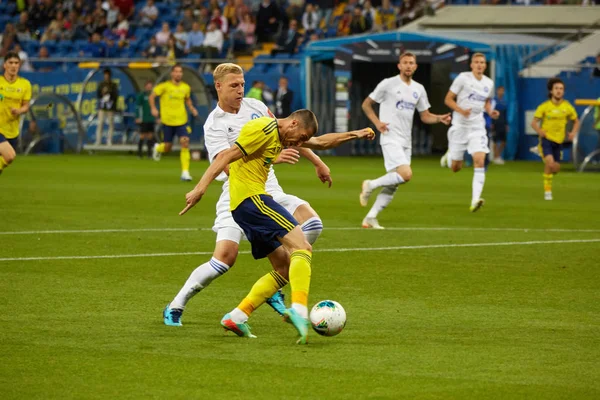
[309,300,346,337]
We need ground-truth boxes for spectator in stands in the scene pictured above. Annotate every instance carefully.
[16,12,32,41]
[223,0,238,27]
[492,85,508,165]
[181,8,195,32]
[185,22,205,54]
[198,7,211,31]
[192,0,205,18]
[94,16,109,36]
[337,9,352,36]
[211,8,229,34]
[81,32,107,57]
[113,0,135,20]
[350,7,369,34]
[165,35,185,64]
[77,14,96,40]
[274,76,293,118]
[363,1,379,31]
[41,19,61,42]
[179,0,194,13]
[1,24,18,57]
[302,4,320,36]
[140,0,159,27]
[247,80,266,101]
[41,0,58,26]
[208,0,221,12]
[96,68,119,146]
[197,22,224,60]
[256,0,282,43]
[318,0,335,27]
[593,53,600,77]
[114,13,129,40]
[71,0,90,17]
[399,0,420,26]
[271,19,301,55]
[106,1,120,28]
[230,13,256,52]
[142,36,164,58]
[287,0,304,23]
[173,24,188,52]
[378,0,397,31]
[156,22,172,47]
[34,46,55,72]
[13,44,33,72]
[233,0,249,27]
[27,0,45,29]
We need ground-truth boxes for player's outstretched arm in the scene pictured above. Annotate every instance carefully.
[419,110,451,125]
[301,128,375,150]
[179,146,244,215]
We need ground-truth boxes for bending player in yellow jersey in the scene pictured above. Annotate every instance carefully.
[179,112,374,344]
[530,78,579,200]
[150,63,199,181]
[0,51,32,175]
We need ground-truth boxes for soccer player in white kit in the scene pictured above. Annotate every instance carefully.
[163,63,334,326]
[440,53,499,212]
[359,52,451,229]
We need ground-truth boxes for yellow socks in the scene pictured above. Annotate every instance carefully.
[0,156,7,171]
[180,147,190,172]
[156,143,166,153]
[289,250,312,315]
[543,173,553,193]
[238,271,288,317]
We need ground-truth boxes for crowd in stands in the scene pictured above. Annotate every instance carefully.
[0,0,597,72]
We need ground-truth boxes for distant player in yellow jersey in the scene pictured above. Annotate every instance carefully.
[149,63,199,181]
[0,51,32,176]
[179,111,374,344]
[531,78,579,200]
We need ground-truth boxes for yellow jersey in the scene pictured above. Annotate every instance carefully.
[533,99,577,144]
[0,75,32,139]
[153,81,190,126]
[229,117,282,211]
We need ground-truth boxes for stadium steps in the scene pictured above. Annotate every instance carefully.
[237,43,277,71]
[520,32,600,78]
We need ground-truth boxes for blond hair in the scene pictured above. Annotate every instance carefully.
[213,63,244,82]
[471,52,486,61]
[399,52,416,62]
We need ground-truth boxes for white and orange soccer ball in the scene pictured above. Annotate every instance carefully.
[309,300,347,337]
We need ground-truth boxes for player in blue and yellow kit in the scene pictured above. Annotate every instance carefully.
[149,64,198,181]
[179,111,374,344]
[531,78,579,200]
[0,51,32,175]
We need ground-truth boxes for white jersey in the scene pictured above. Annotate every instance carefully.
[369,75,430,147]
[203,97,283,192]
[449,72,494,127]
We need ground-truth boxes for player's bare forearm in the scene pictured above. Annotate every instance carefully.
[420,110,450,125]
[570,118,580,137]
[193,147,243,195]
[531,118,543,136]
[296,147,323,166]
[484,99,493,115]
[362,97,380,126]
[185,97,198,115]
[302,129,374,150]
[444,91,462,113]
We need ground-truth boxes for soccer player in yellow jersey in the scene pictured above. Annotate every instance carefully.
[150,63,199,181]
[0,51,32,176]
[179,112,374,344]
[531,78,579,200]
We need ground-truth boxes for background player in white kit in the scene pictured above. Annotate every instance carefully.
[440,53,499,212]
[164,63,337,326]
[359,52,451,229]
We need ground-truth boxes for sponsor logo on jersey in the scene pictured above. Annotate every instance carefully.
[396,100,416,111]
[467,92,488,103]
[251,113,260,119]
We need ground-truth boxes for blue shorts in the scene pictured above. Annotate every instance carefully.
[539,137,561,161]
[0,132,18,148]
[162,124,190,143]
[232,194,299,259]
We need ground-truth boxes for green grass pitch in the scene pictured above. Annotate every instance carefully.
[1,154,599,399]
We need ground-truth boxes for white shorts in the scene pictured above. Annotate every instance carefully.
[447,125,489,161]
[382,143,411,172]
[212,188,309,244]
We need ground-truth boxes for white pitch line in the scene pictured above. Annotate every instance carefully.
[2,227,600,235]
[1,239,599,262]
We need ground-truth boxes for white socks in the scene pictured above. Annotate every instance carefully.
[301,217,323,245]
[366,185,398,219]
[472,168,486,205]
[292,303,309,319]
[229,307,248,323]
[170,257,231,310]
[368,172,404,191]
